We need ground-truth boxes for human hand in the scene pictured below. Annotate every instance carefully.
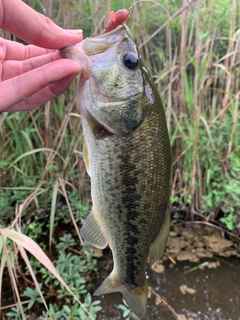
[0,0,83,112]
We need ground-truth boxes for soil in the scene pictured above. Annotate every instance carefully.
[162,222,240,263]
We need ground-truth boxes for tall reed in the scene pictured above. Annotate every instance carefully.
[0,0,239,318]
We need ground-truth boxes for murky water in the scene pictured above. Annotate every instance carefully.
[96,258,240,320]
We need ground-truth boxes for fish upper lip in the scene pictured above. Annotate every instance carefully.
[82,25,125,56]
[88,25,125,40]
[60,25,126,76]
[61,25,126,55]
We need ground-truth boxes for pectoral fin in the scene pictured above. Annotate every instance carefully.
[80,209,107,249]
[148,203,170,266]
[83,139,90,176]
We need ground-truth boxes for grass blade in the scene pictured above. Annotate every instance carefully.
[49,180,59,251]
[1,228,94,320]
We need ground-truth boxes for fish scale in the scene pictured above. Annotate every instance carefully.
[61,25,171,317]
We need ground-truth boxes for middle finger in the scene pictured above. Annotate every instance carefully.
[3,39,54,60]
[2,51,63,80]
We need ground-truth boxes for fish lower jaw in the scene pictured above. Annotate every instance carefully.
[92,126,113,139]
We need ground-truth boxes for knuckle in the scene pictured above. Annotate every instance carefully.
[10,76,24,99]
[37,14,56,40]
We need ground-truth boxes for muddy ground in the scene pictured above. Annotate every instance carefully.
[162,222,240,263]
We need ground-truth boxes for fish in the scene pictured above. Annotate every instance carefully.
[60,25,171,317]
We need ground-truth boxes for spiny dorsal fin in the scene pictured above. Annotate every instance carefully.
[148,203,170,266]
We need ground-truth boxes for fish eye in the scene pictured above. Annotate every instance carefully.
[123,53,138,70]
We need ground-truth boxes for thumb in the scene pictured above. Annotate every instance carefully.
[1,0,83,49]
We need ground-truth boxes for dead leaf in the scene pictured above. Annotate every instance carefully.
[151,262,165,273]
[180,284,196,294]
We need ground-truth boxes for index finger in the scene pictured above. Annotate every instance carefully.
[1,0,83,49]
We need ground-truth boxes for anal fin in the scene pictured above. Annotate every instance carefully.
[80,210,107,249]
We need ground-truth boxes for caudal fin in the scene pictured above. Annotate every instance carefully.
[93,273,148,317]
[121,282,148,317]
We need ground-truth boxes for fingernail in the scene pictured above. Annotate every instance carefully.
[65,29,83,35]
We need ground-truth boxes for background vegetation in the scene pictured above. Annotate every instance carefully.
[0,0,239,319]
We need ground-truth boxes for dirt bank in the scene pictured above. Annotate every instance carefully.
[162,222,240,263]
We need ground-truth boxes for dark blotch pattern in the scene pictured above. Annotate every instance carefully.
[118,148,144,286]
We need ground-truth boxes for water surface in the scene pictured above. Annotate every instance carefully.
[96,258,240,319]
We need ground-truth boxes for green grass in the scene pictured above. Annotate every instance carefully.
[0,0,240,318]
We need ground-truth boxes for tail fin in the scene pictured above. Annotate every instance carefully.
[121,283,148,317]
[93,273,148,317]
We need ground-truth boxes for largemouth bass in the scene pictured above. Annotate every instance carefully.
[61,25,171,317]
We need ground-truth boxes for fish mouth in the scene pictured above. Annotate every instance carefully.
[60,25,126,76]
[82,25,125,55]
